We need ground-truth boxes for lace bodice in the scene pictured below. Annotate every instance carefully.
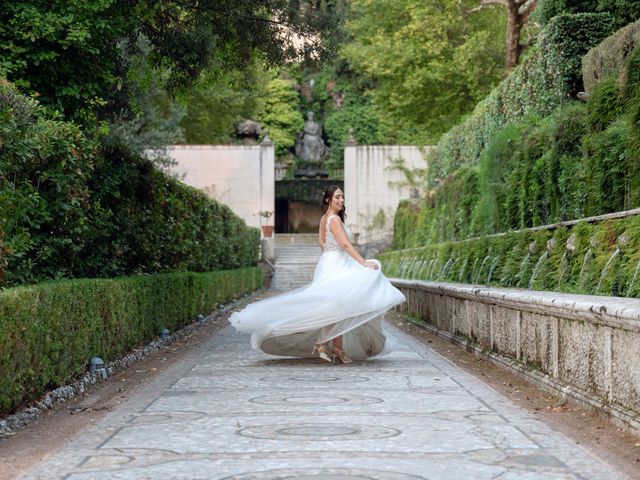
[321,214,352,252]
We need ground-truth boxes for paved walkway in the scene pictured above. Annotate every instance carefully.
[22,318,627,479]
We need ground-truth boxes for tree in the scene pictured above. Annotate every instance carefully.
[342,0,506,143]
[256,77,305,157]
[472,0,538,70]
[179,63,269,145]
[0,0,338,121]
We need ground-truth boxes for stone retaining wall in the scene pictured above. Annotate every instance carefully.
[344,145,428,254]
[392,279,640,434]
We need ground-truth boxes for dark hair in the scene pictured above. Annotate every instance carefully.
[321,185,346,222]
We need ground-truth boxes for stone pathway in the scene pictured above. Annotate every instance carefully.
[21,319,628,479]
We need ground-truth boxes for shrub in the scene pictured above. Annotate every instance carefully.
[596,0,640,29]
[536,0,640,29]
[0,268,262,414]
[534,0,600,26]
[586,76,625,130]
[0,79,259,288]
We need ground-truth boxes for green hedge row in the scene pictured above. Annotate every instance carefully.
[0,79,259,288]
[535,0,640,30]
[0,267,262,414]
[582,20,640,93]
[394,46,640,249]
[382,215,640,298]
[427,13,614,186]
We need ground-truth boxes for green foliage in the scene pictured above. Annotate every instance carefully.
[105,37,185,169]
[583,118,634,215]
[625,45,640,99]
[381,215,640,299]
[0,267,262,414]
[0,79,259,288]
[392,201,420,250]
[0,1,338,121]
[534,0,600,26]
[471,124,524,236]
[536,0,640,28]
[324,102,383,168]
[428,12,614,186]
[256,78,305,158]
[179,67,266,145]
[0,79,96,285]
[393,86,640,249]
[0,1,134,119]
[586,76,624,130]
[342,0,506,144]
[595,0,640,29]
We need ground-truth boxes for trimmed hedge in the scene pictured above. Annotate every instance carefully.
[582,20,640,93]
[427,13,614,186]
[536,0,640,29]
[382,214,640,298]
[0,267,262,414]
[0,79,259,287]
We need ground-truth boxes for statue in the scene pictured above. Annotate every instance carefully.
[235,119,261,144]
[295,112,329,162]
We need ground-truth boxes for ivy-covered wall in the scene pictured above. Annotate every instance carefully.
[394,42,640,249]
[427,12,614,186]
[382,214,640,298]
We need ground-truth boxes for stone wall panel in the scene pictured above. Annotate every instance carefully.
[612,329,640,413]
[492,305,518,359]
[558,319,605,398]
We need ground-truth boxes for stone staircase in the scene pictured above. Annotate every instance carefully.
[271,234,322,291]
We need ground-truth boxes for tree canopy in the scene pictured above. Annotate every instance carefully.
[0,0,338,121]
[341,0,507,144]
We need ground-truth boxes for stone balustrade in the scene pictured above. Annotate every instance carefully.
[391,279,640,434]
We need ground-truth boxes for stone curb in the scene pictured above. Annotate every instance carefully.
[402,314,640,436]
[0,290,262,437]
[393,279,640,331]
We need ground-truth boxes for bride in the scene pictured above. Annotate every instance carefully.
[229,185,405,364]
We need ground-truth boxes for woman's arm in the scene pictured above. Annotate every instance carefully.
[329,217,379,269]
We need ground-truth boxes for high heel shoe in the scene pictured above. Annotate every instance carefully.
[332,348,353,364]
[312,344,333,363]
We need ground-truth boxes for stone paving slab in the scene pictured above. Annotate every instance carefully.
[20,322,628,480]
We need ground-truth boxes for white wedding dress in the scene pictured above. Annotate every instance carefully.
[229,214,406,360]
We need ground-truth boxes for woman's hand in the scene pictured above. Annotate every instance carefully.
[363,260,379,270]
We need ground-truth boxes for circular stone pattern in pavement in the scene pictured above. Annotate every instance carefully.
[259,374,370,385]
[220,468,427,480]
[249,394,383,406]
[237,423,400,441]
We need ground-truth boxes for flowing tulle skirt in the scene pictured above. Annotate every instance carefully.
[229,250,406,360]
